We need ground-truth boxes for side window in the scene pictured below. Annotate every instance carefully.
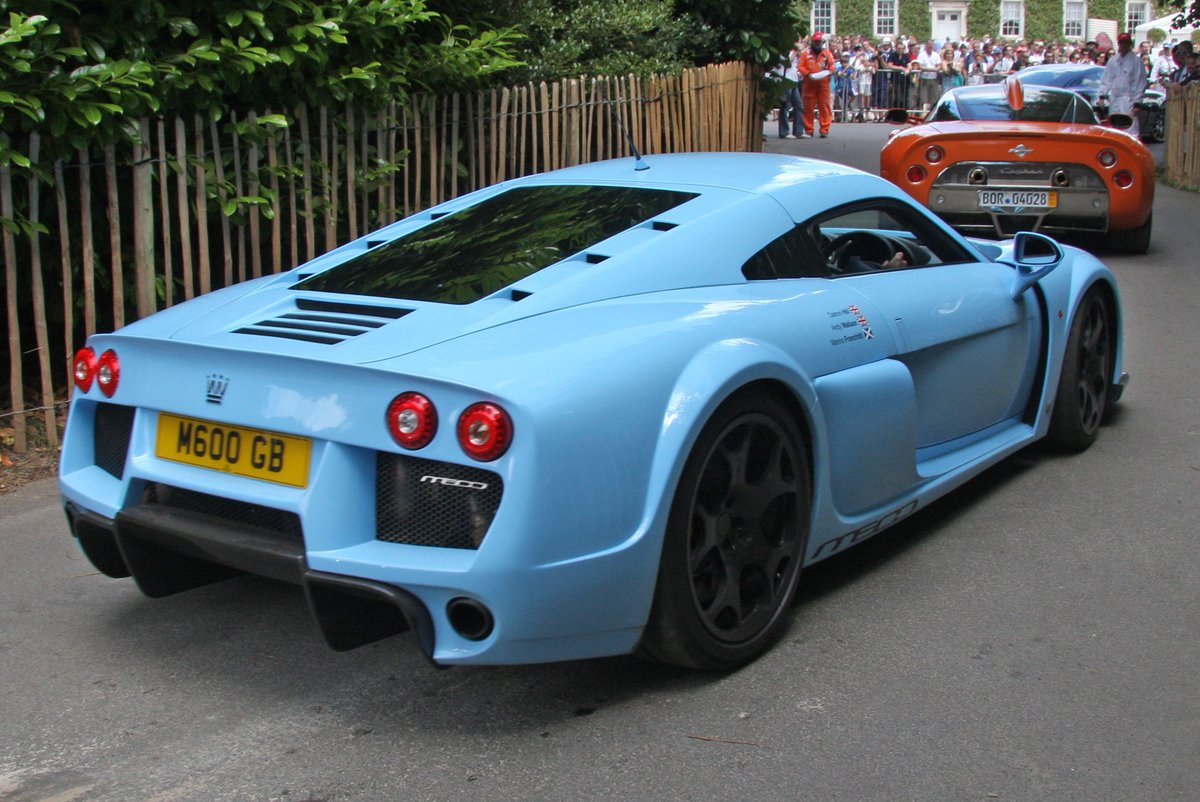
[742,225,828,280]
[812,200,974,276]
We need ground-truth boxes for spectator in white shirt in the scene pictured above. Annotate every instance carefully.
[914,40,942,110]
[1151,44,1176,86]
[1099,32,1148,136]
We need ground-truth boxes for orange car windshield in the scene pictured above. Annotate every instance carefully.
[934,88,1099,125]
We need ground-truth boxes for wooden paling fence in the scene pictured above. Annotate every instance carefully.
[0,62,760,453]
[1164,82,1200,191]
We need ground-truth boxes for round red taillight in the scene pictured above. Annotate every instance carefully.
[457,403,512,461]
[72,347,98,392]
[924,145,944,163]
[1113,170,1134,188]
[906,164,927,183]
[96,349,120,397]
[386,392,437,449]
[1097,149,1117,167]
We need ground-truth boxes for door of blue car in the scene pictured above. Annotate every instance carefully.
[814,201,1044,450]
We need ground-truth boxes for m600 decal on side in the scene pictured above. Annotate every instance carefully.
[812,500,920,560]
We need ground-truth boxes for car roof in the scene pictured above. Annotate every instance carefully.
[519,151,868,196]
[503,152,909,227]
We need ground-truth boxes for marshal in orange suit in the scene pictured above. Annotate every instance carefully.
[797,32,836,138]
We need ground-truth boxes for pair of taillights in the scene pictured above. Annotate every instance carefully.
[904,146,945,183]
[1095,149,1135,188]
[903,146,1133,188]
[72,347,508,461]
[73,347,120,397]
[387,391,512,462]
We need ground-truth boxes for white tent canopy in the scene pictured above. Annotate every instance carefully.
[1134,13,1197,45]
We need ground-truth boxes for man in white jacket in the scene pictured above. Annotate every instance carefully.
[1099,32,1147,136]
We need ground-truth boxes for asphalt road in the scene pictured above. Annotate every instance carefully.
[3,123,1198,802]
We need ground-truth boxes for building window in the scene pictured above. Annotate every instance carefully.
[875,0,896,38]
[1063,1,1086,39]
[812,1,835,36]
[1125,1,1149,32]
[1000,1,1024,38]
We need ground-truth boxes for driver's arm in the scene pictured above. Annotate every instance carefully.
[880,251,908,269]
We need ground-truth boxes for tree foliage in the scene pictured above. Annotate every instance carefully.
[430,0,800,81]
[0,1,521,166]
[428,0,710,80]
[1,0,811,169]
[1165,0,1200,30]
[675,0,800,67]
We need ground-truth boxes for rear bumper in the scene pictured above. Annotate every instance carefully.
[928,186,1109,237]
[65,501,437,661]
[60,395,658,666]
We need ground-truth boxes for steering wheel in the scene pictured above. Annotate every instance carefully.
[824,231,918,273]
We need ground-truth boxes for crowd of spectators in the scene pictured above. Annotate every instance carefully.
[777,30,1199,133]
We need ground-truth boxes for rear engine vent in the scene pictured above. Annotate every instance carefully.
[234,298,412,345]
[94,402,135,478]
[139,483,303,543]
[376,454,503,549]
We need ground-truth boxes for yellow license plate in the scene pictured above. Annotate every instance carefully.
[155,413,312,488]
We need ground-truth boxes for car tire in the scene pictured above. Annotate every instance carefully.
[638,390,810,670]
[1047,288,1114,452]
[1146,109,1165,144]
[1109,212,1151,254]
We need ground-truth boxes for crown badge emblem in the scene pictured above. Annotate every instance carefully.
[206,374,229,404]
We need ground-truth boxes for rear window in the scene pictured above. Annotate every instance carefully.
[294,185,697,303]
[936,87,1098,125]
[1018,66,1102,90]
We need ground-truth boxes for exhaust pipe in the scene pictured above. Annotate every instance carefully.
[447,597,495,641]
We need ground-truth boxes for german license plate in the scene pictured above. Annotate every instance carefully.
[978,189,1057,210]
[155,413,312,488]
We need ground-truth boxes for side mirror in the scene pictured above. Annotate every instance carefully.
[883,107,911,125]
[1108,112,1134,130]
[1001,231,1064,298]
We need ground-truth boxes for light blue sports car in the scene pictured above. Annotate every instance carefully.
[60,153,1127,670]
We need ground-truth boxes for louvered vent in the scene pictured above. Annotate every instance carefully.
[233,298,412,344]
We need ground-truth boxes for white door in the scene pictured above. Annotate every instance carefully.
[934,11,964,44]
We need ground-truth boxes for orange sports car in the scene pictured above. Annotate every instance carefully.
[880,79,1154,253]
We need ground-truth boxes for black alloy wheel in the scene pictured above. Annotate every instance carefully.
[639,391,810,670]
[1048,288,1114,451]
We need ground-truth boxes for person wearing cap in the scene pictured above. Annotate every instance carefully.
[1099,31,1147,136]
[1151,44,1175,87]
[873,38,906,110]
[994,45,1017,75]
[797,32,837,138]
[833,51,857,120]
